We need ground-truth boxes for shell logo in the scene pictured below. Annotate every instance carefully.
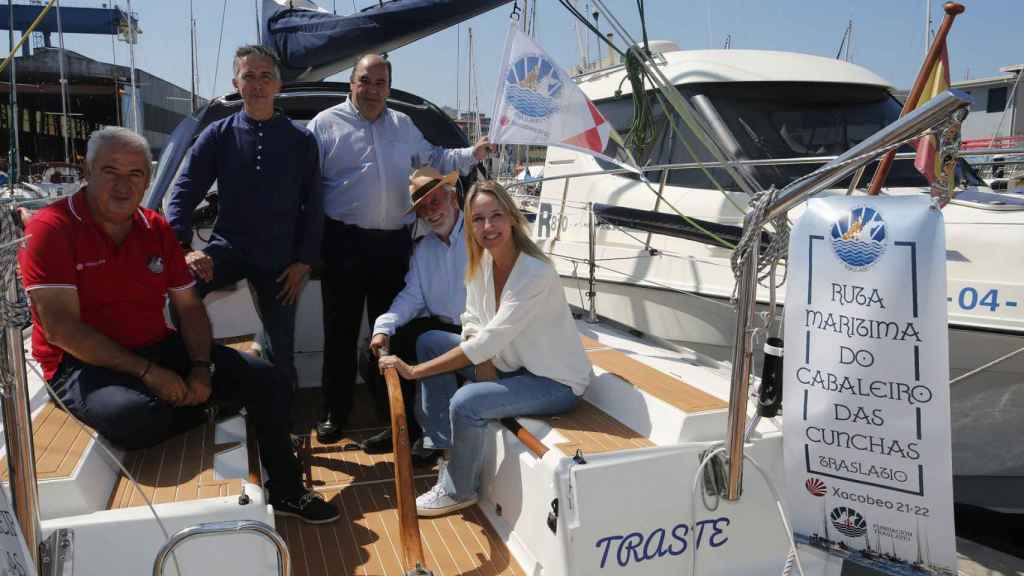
[805,477,826,497]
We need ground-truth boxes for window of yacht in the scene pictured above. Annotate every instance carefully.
[595,82,982,190]
[986,86,1008,114]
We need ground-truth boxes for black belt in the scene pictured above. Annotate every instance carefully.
[326,218,408,238]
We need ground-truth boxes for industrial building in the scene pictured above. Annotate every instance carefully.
[0,3,202,174]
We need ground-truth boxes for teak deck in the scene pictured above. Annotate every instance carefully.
[542,399,654,456]
[107,417,244,509]
[281,439,525,576]
[0,401,92,481]
[580,335,728,413]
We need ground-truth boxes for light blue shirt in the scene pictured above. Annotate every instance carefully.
[373,213,468,336]
[307,99,476,230]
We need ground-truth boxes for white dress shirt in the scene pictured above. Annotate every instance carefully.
[307,100,476,230]
[373,213,468,336]
[460,251,592,396]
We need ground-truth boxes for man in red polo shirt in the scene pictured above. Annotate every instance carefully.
[18,126,337,524]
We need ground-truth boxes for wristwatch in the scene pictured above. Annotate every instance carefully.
[191,360,215,375]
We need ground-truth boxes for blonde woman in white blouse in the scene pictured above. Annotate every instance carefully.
[379,180,592,517]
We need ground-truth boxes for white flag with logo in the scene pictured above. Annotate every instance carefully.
[489,24,635,171]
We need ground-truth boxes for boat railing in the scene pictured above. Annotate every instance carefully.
[502,152,923,194]
[152,520,291,576]
[723,89,972,500]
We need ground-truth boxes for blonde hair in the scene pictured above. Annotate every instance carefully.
[463,180,549,282]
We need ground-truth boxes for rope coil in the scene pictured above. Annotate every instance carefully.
[0,209,30,395]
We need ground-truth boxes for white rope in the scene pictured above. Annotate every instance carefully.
[949,343,1024,385]
[689,448,805,576]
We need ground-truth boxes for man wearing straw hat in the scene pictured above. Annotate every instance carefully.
[307,53,490,443]
[360,167,468,458]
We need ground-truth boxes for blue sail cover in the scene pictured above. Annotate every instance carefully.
[265,0,511,82]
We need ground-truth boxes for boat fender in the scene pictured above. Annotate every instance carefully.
[757,337,784,418]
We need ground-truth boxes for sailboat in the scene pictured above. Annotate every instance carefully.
[529,36,1024,516]
[1,82,968,574]
[0,1,987,574]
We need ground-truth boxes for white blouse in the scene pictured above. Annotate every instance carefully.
[459,251,592,396]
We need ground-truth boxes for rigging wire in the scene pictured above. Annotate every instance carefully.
[212,0,229,100]
[555,0,624,58]
[635,0,649,52]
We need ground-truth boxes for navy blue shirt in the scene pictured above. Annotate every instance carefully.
[167,110,323,271]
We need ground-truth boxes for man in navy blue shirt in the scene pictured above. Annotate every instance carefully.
[166,45,322,388]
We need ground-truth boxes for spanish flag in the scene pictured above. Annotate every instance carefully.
[913,43,951,184]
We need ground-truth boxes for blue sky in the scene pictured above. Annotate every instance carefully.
[44,0,1024,113]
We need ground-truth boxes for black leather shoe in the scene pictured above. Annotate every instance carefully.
[272,490,340,524]
[361,429,393,454]
[411,438,442,467]
[316,411,344,444]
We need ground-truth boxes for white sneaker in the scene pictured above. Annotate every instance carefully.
[415,482,477,517]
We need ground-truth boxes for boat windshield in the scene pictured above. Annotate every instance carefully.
[596,82,983,190]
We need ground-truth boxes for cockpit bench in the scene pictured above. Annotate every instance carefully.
[519,336,728,458]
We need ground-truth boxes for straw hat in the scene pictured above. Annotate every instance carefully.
[407,167,458,215]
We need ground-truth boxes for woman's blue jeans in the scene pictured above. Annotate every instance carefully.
[415,330,578,500]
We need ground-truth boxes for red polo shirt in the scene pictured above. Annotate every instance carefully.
[18,189,195,380]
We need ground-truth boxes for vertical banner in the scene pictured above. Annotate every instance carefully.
[784,196,956,574]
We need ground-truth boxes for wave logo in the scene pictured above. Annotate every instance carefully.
[505,55,563,119]
[830,206,887,270]
[830,506,867,537]
[805,477,826,497]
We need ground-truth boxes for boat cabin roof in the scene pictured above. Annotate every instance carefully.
[576,48,893,100]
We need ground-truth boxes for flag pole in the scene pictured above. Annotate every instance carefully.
[866,2,964,195]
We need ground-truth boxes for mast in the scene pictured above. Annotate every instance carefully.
[455,24,460,114]
[470,28,480,141]
[56,0,70,163]
[572,0,587,72]
[189,0,198,113]
[255,0,261,43]
[125,0,140,134]
[925,0,932,58]
[466,26,475,141]
[8,0,19,189]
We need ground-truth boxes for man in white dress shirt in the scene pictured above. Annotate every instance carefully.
[361,167,467,457]
[306,53,489,443]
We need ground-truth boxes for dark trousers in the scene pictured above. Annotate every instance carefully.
[198,243,298,387]
[321,219,411,421]
[48,334,305,499]
[363,316,461,441]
